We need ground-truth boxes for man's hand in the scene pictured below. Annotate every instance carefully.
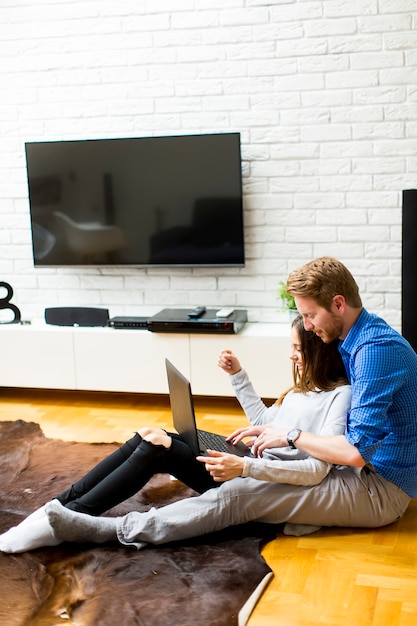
[250,427,288,457]
[197,449,245,482]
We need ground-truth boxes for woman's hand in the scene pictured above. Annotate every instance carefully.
[225,425,267,446]
[197,450,245,481]
[217,349,242,375]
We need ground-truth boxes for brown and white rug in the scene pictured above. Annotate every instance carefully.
[0,420,275,626]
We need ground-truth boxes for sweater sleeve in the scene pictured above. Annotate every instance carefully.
[229,368,281,425]
[241,455,332,486]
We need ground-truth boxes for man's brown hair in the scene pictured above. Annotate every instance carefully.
[286,256,362,311]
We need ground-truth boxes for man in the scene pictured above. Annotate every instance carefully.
[45,256,417,548]
[282,255,417,494]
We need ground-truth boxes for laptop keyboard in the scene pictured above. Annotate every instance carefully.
[198,430,231,453]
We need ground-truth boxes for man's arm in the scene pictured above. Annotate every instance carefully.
[295,432,365,467]
[251,428,365,467]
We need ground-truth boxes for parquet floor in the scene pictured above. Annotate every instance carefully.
[1,387,416,626]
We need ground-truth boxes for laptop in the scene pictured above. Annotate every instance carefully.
[165,358,250,457]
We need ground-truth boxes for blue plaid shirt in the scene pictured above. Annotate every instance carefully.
[339,308,417,497]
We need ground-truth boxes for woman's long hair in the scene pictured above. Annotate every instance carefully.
[276,314,348,405]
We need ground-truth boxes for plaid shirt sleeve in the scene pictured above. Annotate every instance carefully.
[345,339,409,460]
[340,310,417,496]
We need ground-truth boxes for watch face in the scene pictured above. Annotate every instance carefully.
[287,429,301,448]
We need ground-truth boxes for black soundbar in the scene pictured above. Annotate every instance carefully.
[45,307,109,327]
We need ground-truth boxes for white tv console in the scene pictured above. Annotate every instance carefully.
[0,322,292,398]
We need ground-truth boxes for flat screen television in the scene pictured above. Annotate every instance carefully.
[25,132,245,267]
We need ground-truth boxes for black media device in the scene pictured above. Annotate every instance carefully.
[25,132,244,268]
[109,316,149,329]
[148,308,248,334]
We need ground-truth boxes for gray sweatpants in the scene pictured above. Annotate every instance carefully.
[116,465,411,549]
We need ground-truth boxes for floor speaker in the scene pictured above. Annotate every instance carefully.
[45,307,109,327]
[402,189,417,351]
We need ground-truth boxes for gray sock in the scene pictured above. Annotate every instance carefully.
[45,500,117,544]
[283,523,322,536]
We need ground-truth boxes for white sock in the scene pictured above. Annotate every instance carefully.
[15,504,48,527]
[0,509,62,553]
[0,505,46,550]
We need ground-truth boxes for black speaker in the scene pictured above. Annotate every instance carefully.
[402,189,417,351]
[45,307,109,327]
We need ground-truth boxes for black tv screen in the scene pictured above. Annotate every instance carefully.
[25,132,245,267]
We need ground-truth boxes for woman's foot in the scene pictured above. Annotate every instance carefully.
[0,507,62,553]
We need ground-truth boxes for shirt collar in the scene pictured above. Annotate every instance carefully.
[339,308,369,356]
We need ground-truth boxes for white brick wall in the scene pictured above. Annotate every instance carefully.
[1,0,417,329]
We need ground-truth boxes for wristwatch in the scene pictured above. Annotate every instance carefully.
[287,428,302,449]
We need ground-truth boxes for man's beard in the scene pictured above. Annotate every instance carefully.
[314,314,343,343]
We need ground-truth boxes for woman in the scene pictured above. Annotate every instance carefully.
[0,316,350,552]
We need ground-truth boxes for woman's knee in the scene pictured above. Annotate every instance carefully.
[137,427,157,438]
[140,429,172,448]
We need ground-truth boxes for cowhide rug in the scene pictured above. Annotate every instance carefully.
[0,420,276,626]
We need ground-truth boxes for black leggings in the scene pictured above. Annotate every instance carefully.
[55,432,216,516]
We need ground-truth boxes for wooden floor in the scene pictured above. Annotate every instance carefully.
[1,387,416,626]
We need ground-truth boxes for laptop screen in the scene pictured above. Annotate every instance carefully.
[165,359,201,455]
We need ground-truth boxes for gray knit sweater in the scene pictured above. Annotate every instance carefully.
[229,369,351,486]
